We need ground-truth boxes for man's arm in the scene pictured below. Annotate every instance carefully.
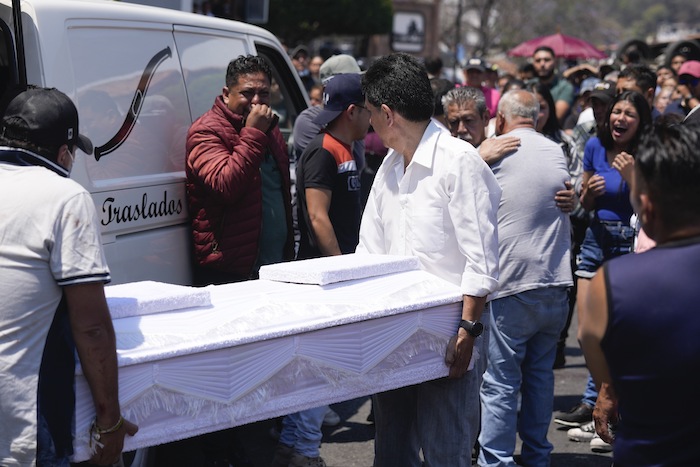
[305,187,342,256]
[445,295,487,379]
[555,100,571,123]
[186,110,277,204]
[578,269,617,442]
[65,282,137,465]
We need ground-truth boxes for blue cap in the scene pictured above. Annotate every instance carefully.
[313,73,364,127]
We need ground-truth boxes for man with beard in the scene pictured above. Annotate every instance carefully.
[532,46,574,124]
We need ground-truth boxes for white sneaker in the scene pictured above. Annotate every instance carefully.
[322,407,341,427]
[568,421,596,442]
[590,433,613,453]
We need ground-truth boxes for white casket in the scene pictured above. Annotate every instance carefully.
[72,254,465,461]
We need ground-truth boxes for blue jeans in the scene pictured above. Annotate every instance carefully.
[479,288,568,467]
[373,309,489,467]
[582,375,598,408]
[279,405,327,457]
[575,220,634,279]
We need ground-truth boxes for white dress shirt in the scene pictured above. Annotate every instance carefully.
[357,121,501,298]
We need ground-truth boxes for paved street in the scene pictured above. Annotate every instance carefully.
[236,309,613,466]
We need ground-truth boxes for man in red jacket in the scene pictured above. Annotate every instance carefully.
[180,54,294,466]
[186,55,294,286]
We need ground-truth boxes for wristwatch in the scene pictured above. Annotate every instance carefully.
[459,319,484,338]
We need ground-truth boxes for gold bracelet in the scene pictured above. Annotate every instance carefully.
[89,416,124,449]
[94,416,125,434]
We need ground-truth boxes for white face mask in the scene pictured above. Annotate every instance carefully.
[63,145,76,175]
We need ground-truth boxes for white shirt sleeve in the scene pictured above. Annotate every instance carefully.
[51,191,111,286]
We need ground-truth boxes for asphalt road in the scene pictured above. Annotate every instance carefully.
[232,309,613,467]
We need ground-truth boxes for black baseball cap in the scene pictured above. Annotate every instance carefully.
[589,80,616,105]
[1,87,93,154]
[464,58,486,71]
[313,73,364,127]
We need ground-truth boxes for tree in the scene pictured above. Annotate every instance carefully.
[267,0,393,47]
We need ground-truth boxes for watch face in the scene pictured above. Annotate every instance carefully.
[470,322,484,337]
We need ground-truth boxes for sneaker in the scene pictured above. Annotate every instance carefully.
[289,452,327,467]
[322,407,341,427]
[554,403,593,427]
[269,444,294,467]
[568,421,596,442]
[590,433,613,453]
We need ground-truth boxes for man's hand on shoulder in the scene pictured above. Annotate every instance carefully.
[245,103,277,132]
[478,136,520,166]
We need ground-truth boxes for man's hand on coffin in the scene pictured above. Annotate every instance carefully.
[444,331,475,379]
[90,417,139,465]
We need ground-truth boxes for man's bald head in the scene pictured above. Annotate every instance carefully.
[496,90,539,135]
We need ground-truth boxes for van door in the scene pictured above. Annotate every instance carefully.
[66,19,193,285]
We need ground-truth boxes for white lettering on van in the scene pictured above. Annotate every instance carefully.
[101,191,183,225]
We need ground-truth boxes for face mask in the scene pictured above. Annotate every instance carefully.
[64,145,76,175]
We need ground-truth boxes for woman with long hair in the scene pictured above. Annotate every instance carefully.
[564,90,652,450]
[579,90,651,276]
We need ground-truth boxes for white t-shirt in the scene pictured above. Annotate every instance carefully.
[357,121,501,298]
[0,153,109,466]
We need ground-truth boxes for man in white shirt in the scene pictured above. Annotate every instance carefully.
[0,87,137,466]
[358,52,501,467]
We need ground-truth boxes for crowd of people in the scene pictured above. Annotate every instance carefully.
[2,31,700,467]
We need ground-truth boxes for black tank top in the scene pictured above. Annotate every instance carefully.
[602,237,700,466]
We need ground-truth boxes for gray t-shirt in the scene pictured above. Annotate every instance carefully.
[490,127,573,299]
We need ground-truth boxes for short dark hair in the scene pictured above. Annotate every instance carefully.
[429,78,455,117]
[424,56,443,76]
[225,55,272,88]
[636,121,700,228]
[362,53,434,122]
[533,46,555,58]
[618,64,656,94]
[598,90,652,153]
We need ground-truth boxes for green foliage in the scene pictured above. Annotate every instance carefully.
[267,0,393,46]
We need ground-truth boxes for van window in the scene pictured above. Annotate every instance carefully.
[0,14,17,106]
[67,22,190,184]
[174,27,250,122]
[256,43,308,142]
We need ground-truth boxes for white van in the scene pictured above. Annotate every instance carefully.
[0,0,308,286]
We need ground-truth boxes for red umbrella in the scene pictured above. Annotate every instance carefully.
[508,33,607,60]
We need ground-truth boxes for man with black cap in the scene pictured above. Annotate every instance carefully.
[0,86,137,465]
[463,57,500,119]
[296,73,370,259]
[270,74,370,467]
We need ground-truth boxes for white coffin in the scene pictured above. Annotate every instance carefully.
[72,254,464,461]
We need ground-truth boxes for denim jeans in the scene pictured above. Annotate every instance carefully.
[581,375,598,408]
[479,288,568,467]
[279,405,328,457]
[373,308,489,467]
[575,220,634,279]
